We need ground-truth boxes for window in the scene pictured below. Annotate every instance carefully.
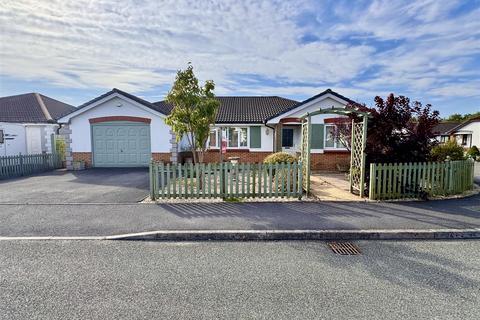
[0,129,4,144]
[282,128,294,147]
[325,124,347,149]
[209,129,218,148]
[226,127,248,148]
[461,134,468,146]
[325,125,336,148]
[441,135,449,143]
[239,128,248,147]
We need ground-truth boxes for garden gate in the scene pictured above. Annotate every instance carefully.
[300,108,370,197]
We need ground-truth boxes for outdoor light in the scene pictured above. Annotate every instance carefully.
[266,128,270,135]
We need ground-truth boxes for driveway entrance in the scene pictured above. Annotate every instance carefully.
[0,168,149,204]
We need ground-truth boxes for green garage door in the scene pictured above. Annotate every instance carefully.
[92,121,151,167]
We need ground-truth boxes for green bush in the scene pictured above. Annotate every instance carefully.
[430,140,464,161]
[55,138,66,161]
[263,152,297,164]
[466,145,479,159]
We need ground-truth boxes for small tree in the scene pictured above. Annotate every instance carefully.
[349,94,440,164]
[165,64,220,163]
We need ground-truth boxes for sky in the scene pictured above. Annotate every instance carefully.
[0,0,479,117]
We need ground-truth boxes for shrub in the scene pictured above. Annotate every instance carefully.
[55,138,66,161]
[263,152,297,164]
[466,146,479,159]
[430,140,464,161]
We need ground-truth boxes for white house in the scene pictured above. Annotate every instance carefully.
[451,117,480,148]
[58,88,354,171]
[433,117,480,149]
[0,93,76,156]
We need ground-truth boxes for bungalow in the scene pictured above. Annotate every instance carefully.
[433,117,480,149]
[58,88,353,171]
[0,93,76,156]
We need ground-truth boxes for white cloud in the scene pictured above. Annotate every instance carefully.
[0,0,479,111]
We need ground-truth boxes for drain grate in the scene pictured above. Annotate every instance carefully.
[327,242,361,255]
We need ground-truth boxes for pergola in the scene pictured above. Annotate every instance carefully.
[299,107,370,197]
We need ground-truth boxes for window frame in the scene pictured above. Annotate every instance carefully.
[282,128,294,148]
[207,126,250,149]
[324,124,348,150]
[207,128,219,149]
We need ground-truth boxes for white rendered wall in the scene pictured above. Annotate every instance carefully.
[457,121,480,147]
[68,96,171,153]
[0,122,27,156]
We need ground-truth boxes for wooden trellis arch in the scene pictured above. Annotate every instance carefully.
[300,108,370,197]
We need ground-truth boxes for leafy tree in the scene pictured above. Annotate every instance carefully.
[445,113,463,121]
[348,94,440,164]
[165,64,220,163]
[445,111,480,121]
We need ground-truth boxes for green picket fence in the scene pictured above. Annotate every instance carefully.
[0,153,63,180]
[369,160,475,200]
[150,161,303,200]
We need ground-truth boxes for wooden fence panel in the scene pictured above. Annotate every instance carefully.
[369,160,475,200]
[0,153,63,180]
[150,161,303,200]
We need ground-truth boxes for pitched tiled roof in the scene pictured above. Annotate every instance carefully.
[75,88,170,115]
[0,93,76,123]
[447,116,480,133]
[433,121,461,135]
[153,96,299,123]
[264,88,356,122]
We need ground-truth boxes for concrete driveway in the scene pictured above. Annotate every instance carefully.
[0,168,149,204]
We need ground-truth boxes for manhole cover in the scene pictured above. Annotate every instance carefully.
[327,242,361,255]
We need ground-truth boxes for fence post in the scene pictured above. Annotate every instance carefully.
[369,163,376,200]
[149,161,156,201]
[19,153,24,176]
[446,158,453,194]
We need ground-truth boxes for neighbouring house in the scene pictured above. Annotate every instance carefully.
[58,88,354,170]
[0,93,76,156]
[433,117,480,149]
[433,121,461,144]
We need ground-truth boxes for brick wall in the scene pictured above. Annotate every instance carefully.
[152,153,172,163]
[178,150,271,164]
[311,151,350,171]
[72,152,92,167]
[175,150,351,171]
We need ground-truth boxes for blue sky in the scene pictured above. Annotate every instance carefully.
[0,0,479,117]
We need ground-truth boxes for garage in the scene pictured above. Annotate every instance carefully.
[92,121,151,167]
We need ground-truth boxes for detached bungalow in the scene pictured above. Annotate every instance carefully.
[0,93,76,156]
[433,117,480,149]
[58,88,353,170]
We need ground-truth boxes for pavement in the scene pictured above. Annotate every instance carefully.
[0,168,478,239]
[0,168,149,204]
[1,240,479,319]
[0,194,478,237]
